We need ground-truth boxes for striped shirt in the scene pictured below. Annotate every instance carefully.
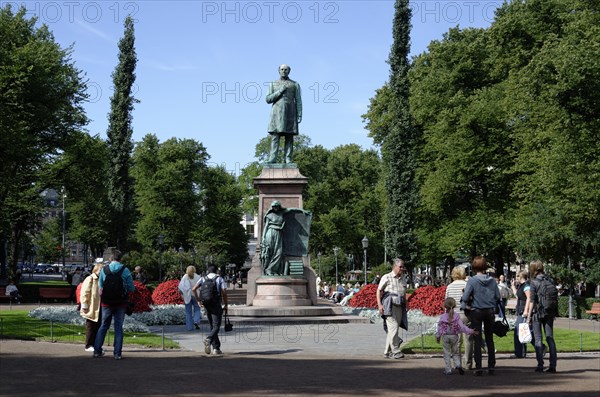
[445,280,467,312]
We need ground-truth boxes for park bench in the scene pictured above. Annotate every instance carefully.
[39,287,72,302]
[586,302,600,320]
[506,298,518,314]
[0,287,12,303]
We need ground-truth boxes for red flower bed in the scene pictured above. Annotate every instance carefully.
[349,284,379,308]
[407,285,446,316]
[152,279,183,305]
[129,281,152,313]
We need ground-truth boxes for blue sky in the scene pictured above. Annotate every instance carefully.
[6,0,501,175]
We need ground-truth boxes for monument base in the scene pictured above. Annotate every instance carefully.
[252,276,311,307]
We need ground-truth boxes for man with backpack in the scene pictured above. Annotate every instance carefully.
[93,250,135,360]
[192,264,228,355]
[526,260,558,373]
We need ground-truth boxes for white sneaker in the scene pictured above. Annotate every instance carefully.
[212,349,223,355]
[85,346,94,352]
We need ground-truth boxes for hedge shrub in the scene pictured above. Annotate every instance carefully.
[557,296,600,319]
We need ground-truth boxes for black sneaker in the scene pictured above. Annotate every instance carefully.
[545,368,556,373]
[534,367,544,373]
[458,368,465,375]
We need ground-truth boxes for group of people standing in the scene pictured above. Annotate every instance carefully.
[79,251,135,359]
[178,264,229,355]
[376,256,558,376]
[79,252,229,360]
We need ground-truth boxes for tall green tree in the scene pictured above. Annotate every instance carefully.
[131,135,208,250]
[409,26,514,272]
[33,218,62,264]
[50,132,111,259]
[500,0,600,269]
[0,5,88,277]
[193,166,249,269]
[406,0,598,276]
[106,15,138,251]
[364,0,419,266]
[296,144,385,278]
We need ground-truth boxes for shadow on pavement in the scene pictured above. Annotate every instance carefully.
[1,340,599,397]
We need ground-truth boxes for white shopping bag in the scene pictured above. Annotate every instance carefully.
[518,322,532,343]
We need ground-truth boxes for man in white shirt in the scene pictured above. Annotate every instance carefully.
[193,265,228,355]
[377,258,408,359]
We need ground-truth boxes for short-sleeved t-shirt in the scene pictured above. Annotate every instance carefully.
[378,271,406,296]
[195,273,227,295]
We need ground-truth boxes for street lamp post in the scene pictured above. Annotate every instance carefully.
[178,245,184,274]
[333,247,340,285]
[362,236,369,285]
[158,234,164,282]
[61,186,66,270]
[317,252,322,278]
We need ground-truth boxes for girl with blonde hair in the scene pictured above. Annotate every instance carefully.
[436,297,477,375]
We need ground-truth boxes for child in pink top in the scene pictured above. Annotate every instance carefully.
[436,297,478,375]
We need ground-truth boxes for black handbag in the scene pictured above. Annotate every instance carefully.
[493,302,509,337]
[493,318,509,337]
[224,314,233,332]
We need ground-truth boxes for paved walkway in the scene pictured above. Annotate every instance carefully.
[1,304,599,396]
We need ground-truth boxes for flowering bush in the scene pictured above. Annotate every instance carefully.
[130,281,152,313]
[28,306,150,332]
[407,285,447,316]
[152,279,183,305]
[132,304,186,325]
[348,284,379,308]
[341,307,441,335]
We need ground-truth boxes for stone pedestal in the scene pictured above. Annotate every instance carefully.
[246,165,317,307]
[252,276,311,307]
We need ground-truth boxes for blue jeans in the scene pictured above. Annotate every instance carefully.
[532,315,557,370]
[94,305,126,357]
[514,314,535,358]
[185,299,201,331]
[469,308,496,370]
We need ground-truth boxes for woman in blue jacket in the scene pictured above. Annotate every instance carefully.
[461,256,500,376]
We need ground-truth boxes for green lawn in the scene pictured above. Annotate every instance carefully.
[403,328,600,354]
[0,310,179,349]
[20,280,70,286]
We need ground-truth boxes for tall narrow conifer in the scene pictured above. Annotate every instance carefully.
[382,0,420,264]
[106,16,138,250]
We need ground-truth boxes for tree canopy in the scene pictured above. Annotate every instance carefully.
[0,5,88,277]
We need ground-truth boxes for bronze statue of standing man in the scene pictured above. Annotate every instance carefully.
[265,64,302,164]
